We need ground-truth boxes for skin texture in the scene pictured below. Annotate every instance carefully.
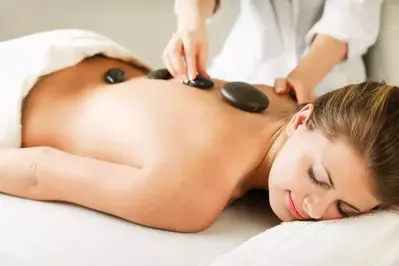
[0,55,377,232]
[18,55,293,232]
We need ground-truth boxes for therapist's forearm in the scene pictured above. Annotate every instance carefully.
[288,34,348,92]
[176,0,217,30]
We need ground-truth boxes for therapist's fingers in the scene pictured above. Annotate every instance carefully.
[162,47,178,78]
[170,37,189,82]
[164,54,178,78]
[162,41,178,77]
[197,44,210,79]
[183,37,197,81]
[274,78,290,94]
[163,35,188,81]
[284,77,313,103]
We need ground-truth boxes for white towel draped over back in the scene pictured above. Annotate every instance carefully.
[0,29,150,148]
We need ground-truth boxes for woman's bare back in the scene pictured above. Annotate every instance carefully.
[20,56,295,231]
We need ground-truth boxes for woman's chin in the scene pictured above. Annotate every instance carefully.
[269,197,296,222]
[273,209,296,222]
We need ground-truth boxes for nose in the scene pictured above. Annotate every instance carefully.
[303,194,333,220]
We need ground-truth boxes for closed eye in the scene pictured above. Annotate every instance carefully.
[337,201,361,218]
[307,167,330,190]
[307,167,361,218]
[337,201,349,218]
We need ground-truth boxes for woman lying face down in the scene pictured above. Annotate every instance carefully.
[1,55,398,233]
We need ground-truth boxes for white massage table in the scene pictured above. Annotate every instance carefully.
[0,191,279,266]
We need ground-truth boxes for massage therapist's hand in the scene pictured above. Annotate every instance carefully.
[162,23,210,83]
[274,77,316,104]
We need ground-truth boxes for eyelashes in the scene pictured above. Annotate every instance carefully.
[307,167,329,190]
[337,201,349,218]
[306,167,349,218]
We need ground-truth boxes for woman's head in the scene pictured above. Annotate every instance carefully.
[268,81,399,221]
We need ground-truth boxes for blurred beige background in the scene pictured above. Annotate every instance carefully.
[0,0,238,69]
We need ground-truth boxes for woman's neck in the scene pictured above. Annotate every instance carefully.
[244,120,289,191]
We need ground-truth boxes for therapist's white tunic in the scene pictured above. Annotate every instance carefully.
[207,0,383,96]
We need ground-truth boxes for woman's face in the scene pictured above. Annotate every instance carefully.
[268,104,380,221]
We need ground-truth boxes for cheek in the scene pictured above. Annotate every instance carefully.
[269,142,307,191]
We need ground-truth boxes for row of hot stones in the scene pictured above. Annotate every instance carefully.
[104,68,269,113]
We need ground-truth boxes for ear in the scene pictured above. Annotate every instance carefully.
[286,104,314,137]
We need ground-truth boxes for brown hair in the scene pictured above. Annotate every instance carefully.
[301,81,399,210]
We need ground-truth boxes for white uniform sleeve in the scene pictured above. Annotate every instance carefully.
[306,0,383,61]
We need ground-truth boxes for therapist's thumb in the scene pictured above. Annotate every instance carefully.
[274,78,289,94]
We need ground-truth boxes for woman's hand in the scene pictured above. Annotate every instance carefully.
[274,77,316,104]
[162,24,210,83]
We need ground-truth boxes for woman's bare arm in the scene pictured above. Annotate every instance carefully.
[0,147,42,198]
[0,147,221,232]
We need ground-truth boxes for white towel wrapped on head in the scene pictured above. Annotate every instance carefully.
[0,29,150,148]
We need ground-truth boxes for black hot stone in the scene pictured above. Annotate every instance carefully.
[104,68,126,84]
[147,68,173,80]
[184,75,214,89]
[221,82,269,113]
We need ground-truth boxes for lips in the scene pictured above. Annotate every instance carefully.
[288,192,307,220]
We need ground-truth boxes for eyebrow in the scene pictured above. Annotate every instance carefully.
[321,163,361,213]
